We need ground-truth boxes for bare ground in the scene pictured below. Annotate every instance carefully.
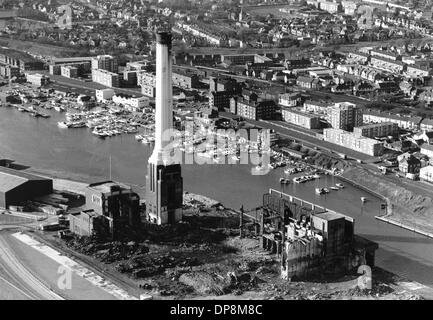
[34,209,428,300]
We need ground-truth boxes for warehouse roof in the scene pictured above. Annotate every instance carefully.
[0,167,51,193]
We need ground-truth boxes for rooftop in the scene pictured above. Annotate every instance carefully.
[0,167,51,193]
[87,180,131,193]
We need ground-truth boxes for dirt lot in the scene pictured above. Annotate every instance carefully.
[36,207,427,300]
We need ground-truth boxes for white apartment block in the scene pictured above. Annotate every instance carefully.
[95,88,115,102]
[353,122,399,138]
[324,128,384,156]
[26,73,49,86]
[61,65,78,78]
[92,69,119,87]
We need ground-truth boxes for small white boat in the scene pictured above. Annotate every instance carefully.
[330,187,339,191]
[361,197,367,202]
[336,183,344,188]
[57,121,70,128]
[293,177,304,184]
[280,178,290,184]
[315,188,325,195]
[323,188,330,194]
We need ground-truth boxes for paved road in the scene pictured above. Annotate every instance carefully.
[0,226,123,300]
[0,232,63,300]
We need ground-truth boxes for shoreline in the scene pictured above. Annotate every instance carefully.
[342,167,433,237]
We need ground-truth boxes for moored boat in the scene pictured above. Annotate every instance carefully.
[57,121,70,128]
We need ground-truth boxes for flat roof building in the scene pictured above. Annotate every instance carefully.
[324,128,384,156]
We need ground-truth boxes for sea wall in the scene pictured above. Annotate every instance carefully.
[342,167,433,233]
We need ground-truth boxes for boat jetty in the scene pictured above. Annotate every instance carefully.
[58,107,154,139]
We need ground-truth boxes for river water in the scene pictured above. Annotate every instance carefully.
[1,106,433,287]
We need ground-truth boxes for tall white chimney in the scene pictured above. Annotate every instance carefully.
[149,31,174,166]
[145,31,183,226]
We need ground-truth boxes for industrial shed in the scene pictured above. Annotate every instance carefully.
[0,167,53,209]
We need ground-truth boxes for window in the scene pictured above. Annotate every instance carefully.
[92,195,102,206]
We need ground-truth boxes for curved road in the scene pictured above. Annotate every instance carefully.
[0,231,63,300]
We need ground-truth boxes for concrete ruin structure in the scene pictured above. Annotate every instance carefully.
[145,31,183,225]
[261,189,378,280]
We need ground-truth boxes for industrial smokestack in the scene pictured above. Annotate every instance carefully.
[145,31,183,226]
[149,31,174,165]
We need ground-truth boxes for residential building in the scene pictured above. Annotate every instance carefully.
[370,56,406,74]
[406,64,431,78]
[303,100,329,114]
[353,122,399,138]
[91,55,118,73]
[370,50,401,61]
[209,91,233,111]
[281,108,321,129]
[172,71,200,89]
[420,119,433,132]
[221,54,271,65]
[363,110,422,130]
[138,71,156,98]
[26,73,49,86]
[236,98,276,121]
[399,154,421,179]
[96,89,115,102]
[279,93,302,107]
[61,65,78,78]
[0,63,20,78]
[318,0,342,13]
[421,144,433,159]
[420,166,433,183]
[296,76,320,89]
[92,69,119,87]
[329,102,363,131]
[209,77,242,94]
[324,128,384,156]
